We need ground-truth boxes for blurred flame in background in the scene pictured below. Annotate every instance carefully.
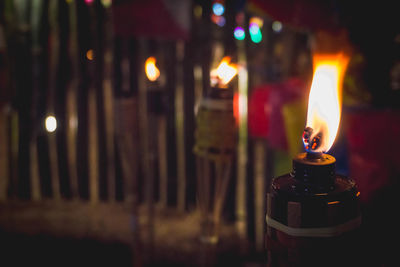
[145,57,160,82]
[210,56,238,87]
[305,53,349,152]
[45,116,57,133]
[86,49,94,61]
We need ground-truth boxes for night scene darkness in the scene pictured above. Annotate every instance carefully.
[0,0,400,266]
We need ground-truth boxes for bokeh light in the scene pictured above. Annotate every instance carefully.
[101,0,112,8]
[216,16,226,27]
[211,14,226,27]
[45,116,57,133]
[212,3,225,16]
[251,32,262,43]
[249,17,264,28]
[249,24,260,35]
[194,5,202,19]
[249,24,262,43]
[86,49,94,60]
[272,21,283,33]
[145,57,161,82]
[234,27,245,41]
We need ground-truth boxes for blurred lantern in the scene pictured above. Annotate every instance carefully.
[194,5,202,19]
[85,0,94,6]
[101,0,112,8]
[145,57,160,82]
[194,56,238,243]
[249,17,263,43]
[210,56,238,87]
[249,24,260,35]
[234,27,245,41]
[212,2,225,16]
[272,20,283,33]
[250,16,264,28]
[211,14,226,27]
[45,116,57,133]
[211,1,225,27]
[249,27,262,43]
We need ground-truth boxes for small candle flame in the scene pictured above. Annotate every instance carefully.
[145,57,160,82]
[303,53,349,153]
[210,56,238,88]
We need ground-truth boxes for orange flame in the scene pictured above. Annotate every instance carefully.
[210,56,238,87]
[145,57,160,82]
[305,53,349,153]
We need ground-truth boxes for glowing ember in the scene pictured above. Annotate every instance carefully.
[210,56,238,88]
[303,53,349,153]
[145,57,160,82]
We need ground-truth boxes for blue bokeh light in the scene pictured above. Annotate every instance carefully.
[249,23,260,35]
[212,3,225,16]
[234,27,245,40]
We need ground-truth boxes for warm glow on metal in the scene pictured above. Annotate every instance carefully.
[145,57,160,82]
[210,56,238,87]
[305,53,349,152]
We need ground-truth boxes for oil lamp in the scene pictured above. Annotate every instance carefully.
[145,56,160,82]
[194,56,238,158]
[265,53,361,266]
[194,56,238,244]
[145,56,164,114]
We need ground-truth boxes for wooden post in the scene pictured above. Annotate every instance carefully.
[138,39,155,256]
[193,65,203,114]
[175,40,186,212]
[29,0,45,201]
[213,159,232,227]
[9,0,34,199]
[101,6,116,201]
[113,37,142,266]
[10,113,18,198]
[48,0,61,200]
[87,85,99,203]
[196,156,204,213]
[235,39,249,240]
[203,156,210,219]
[65,0,79,199]
[29,140,41,201]
[253,139,266,251]
[0,110,9,202]
[87,3,101,204]
[0,3,15,199]
[103,78,116,201]
[157,115,168,207]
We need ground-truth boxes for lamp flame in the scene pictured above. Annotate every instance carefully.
[145,57,160,82]
[210,56,238,87]
[303,53,349,153]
